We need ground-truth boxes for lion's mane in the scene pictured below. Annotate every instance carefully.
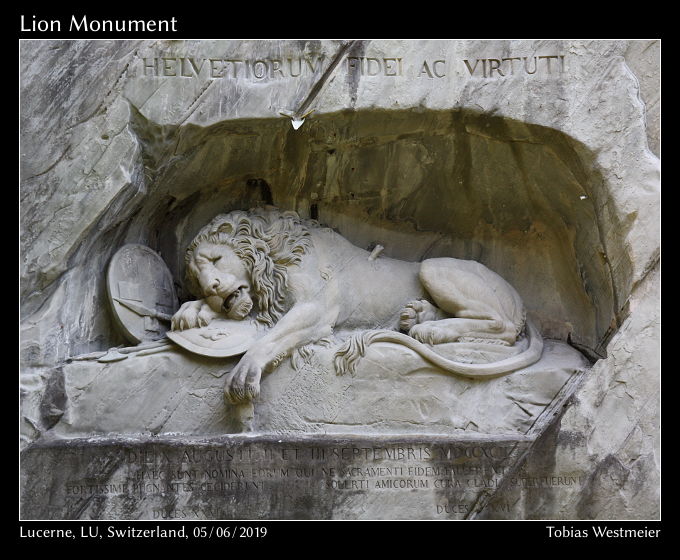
[185,207,314,327]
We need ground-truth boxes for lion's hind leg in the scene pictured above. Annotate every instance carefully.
[409,317,518,346]
[414,258,525,346]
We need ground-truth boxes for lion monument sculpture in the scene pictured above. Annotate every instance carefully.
[171,207,543,404]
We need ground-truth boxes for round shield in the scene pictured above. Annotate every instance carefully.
[106,244,178,344]
[166,319,264,358]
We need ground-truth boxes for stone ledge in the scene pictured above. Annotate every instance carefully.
[49,339,588,438]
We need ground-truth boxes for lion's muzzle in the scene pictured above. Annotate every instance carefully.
[223,286,253,320]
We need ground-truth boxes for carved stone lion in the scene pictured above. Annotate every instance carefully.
[172,207,543,403]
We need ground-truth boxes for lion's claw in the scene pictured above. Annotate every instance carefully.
[224,354,263,404]
[409,322,442,345]
[172,299,218,331]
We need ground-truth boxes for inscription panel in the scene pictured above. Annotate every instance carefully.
[21,437,587,520]
[129,52,568,81]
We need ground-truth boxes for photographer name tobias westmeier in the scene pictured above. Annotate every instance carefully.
[547,525,661,539]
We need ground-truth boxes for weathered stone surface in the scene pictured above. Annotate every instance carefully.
[257,340,586,436]
[624,40,660,157]
[516,263,660,520]
[20,39,660,520]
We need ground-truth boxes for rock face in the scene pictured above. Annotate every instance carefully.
[20,39,659,520]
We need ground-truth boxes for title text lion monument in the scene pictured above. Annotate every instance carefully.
[171,207,543,404]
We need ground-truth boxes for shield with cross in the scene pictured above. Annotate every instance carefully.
[106,244,178,344]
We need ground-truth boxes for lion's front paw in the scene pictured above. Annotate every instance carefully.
[224,354,263,404]
[171,300,215,331]
[197,305,218,327]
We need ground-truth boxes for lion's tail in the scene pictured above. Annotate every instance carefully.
[333,320,543,379]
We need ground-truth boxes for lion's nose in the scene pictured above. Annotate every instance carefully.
[210,279,221,292]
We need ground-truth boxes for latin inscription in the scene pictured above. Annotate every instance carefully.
[347,57,404,77]
[132,53,567,81]
[22,440,587,519]
[140,56,325,79]
[463,55,566,77]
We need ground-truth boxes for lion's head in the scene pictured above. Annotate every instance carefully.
[184,207,313,327]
